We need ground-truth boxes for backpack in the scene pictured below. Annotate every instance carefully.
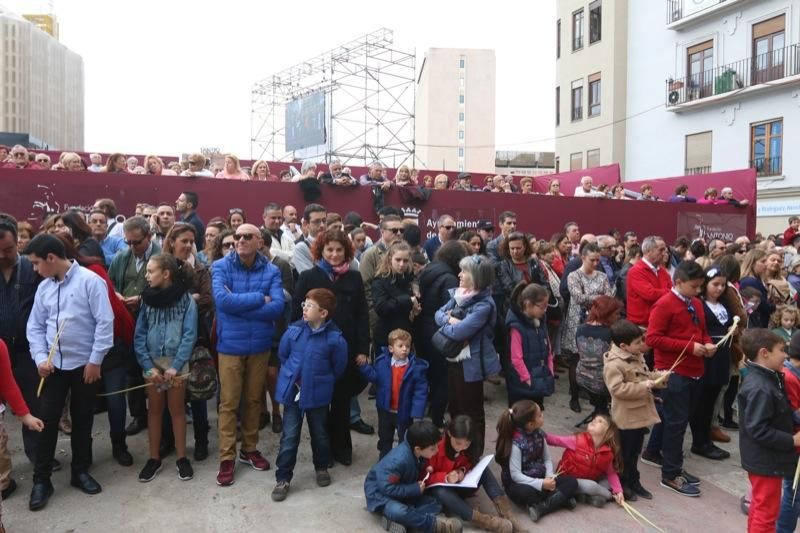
[187,346,218,401]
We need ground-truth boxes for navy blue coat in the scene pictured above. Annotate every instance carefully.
[359,350,429,424]
[364,440,431,512]
[276,319,347,410]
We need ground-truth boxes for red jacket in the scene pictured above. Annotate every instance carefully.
[422,436,474,485]
[626,260,672,327]
[556,432,614,481]
[647,291,712,378]
[784,227,798,246]
[782,365,800,453]
[0,340,30,416]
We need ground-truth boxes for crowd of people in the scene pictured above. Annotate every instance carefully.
[0,145,755,205]
[0,155,795,533]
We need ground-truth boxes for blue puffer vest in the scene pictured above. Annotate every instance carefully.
[505,306,554,398]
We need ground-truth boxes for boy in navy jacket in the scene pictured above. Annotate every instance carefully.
[364,421,462,533]
[358,328,429,458]
[738,329,800,532]
[271,288,347,503]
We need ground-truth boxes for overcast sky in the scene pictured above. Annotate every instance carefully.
[6,0,556,158]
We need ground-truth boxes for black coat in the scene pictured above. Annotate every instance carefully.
[702,301,732,387]
[371,271,416,350]
[292,266,370,395]
[415,261,459,361]
[738,363,797,477]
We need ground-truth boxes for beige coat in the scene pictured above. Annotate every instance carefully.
[603,344,665,430]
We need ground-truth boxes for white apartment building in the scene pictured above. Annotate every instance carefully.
[0,8,84,150]
[555,0,628,175]
[415,48,496,173]
[625,0,800,234]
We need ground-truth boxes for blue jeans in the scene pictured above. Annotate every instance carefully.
[429,469,504,521]
[275,401,331,483]
[103,366,128,435]
[382,495,441,532]
[778,476,800,533]
[661,374,701,480]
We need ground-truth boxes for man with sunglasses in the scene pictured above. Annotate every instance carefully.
[422,214,457,261]
[1,145,43,170]
[293,204,327,274]
[212,223,284,487]
[108,216,160,436]
[180,154,213,178]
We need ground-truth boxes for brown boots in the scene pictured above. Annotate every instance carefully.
[471,509,513,533]
[493,495,530,532]
[434,516,463,533]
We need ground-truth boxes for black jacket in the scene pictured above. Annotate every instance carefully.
[738,362,796,477]
[371,271,416,350]
[292,266,370,395]
[415,261,459,361]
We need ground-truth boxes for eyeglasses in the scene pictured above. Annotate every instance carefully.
[387,227,404,234]
[125,237,146,246]
[301,300,320,311]
[222,241,236,249]
[12,153,26,158]
[442,225,455,231]
[233,233,256,241]
[35,158,48,163]
[308,219,326,226]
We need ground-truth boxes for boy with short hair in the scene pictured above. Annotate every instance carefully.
[647,261,716,497]
[358,328,429,459]
[783,216,800,246]
[271,288,347,502]
[364,421,462,533]
[604,319,668,501]
[739,329,800,532]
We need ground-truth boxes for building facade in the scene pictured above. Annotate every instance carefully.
[555,0,628,176]
[415,48,496,173]
[0,9,84,150]
[625,0,800,234]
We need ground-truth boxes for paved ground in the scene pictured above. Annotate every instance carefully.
[3,372,749,532]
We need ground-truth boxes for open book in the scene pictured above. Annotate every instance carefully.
[426,454,494,489]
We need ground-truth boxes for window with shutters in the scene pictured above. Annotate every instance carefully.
[571,79,583,121]
[588,73,601,117]
[684,131,712,175]
[573,9,584,51]
[687,40,713,100]
[751,118,783,176]
[752,15,785,85]
[570,152,583,171]
[587,149,600,168]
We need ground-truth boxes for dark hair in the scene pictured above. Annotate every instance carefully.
[162,222,197,255]
[94,198,117,218]
[586,295,623,326]
[311,228,355,263]
[405,420,441,449]
[459,231,485,254]
[499,231,533,261]
[182,191,199,209]
[0,212,18,241]
[498,211,516,224]
[402,222,422,248]
[148,253,194,288]
[689,240,706,259]
[212,229,235,261]
[434,240,469,274]
[714,254,741,283]
[610,319,643,346]
[60,211,93,243]
[227,208,246,226]
[495,400,541,468]
[377,206,402,218]
[673,236,690,250]
[580,242,600,257]
[673,260,705,282]
[675,184,689,195]
[513,282,548,309]
[740,286,762,301]
[411,251,427,267]
[445,415,481,465]
[701,264,728,298]
[54,233,102,267]
[303,203,327,222]
[260,228,273,248]
[305,287,337,316]
[343,211,363,230]
[625,244,642,263]
[379,214,402,229]
[24,233,67,259]
[741,328,784,361]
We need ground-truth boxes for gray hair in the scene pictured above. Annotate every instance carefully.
[458,255,495,291]
[301,160,317,174]
[641,236,664,254]
[597,235,615,248]
[122,215,150,236]
[438,214,455,225]
[329,159,342,167]
[369,161,383,171]
[721,187,733,195]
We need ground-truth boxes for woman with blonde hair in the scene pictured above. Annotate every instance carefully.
[144,155,177,176]
[739,249,775,327]
[433,174,449,190]
[764,250,794,305]
[215,154,249,180]
[59,152,84,172]
[394,165,413,186]
[251,160,278,181]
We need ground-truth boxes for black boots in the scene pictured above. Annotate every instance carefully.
[528,490,572,522]
[111,432,133,466]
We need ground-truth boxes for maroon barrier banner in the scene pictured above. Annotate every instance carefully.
[624,168,757,207]
[0,170,755,242]
[676,211,749,243]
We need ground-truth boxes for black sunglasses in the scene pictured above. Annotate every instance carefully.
[222,242,236,249]
[233,233,256,241]
[442,225,455,231]
[125,237,146,246]
[388,228,404,234]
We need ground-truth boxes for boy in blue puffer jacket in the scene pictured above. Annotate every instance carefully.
[270,288,347,503]
[364,421,462,533]
[358,328,429,459]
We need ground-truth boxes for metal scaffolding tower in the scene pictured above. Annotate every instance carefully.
[250,28,416,168]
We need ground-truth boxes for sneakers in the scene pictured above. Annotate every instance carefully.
[176,458,193,481]
[316,469,331,487]
[640,449,663,467]
[238,450,270,471]
[216,460,235,486]
[271,481,290,502]
[138,459,162,483]
[660,476,701,497]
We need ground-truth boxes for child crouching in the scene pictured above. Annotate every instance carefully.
[364,420,462,533]
[271,288,347,502]
[495,400,578,523]
[358,328,428,459]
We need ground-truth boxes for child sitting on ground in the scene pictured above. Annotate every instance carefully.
[364,420,462,533]
[738,329,800,532]
[424,415,522,533]
[271,288,347,503]
[358,328,428,459]
[770,305,799,345]
[603,319,668,502]
[495,399,579,523]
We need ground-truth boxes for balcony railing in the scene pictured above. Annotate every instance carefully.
[685,166,711,176]
[667,0,729,25]
[666,43,800,107]
[571,106,583,121]
[750,157,782,177]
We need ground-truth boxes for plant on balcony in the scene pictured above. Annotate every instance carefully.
[715,68,739,95]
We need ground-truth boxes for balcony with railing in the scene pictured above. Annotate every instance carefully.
[666,43,800,110]
[667,0,754,29]
[685,166,712,176]
[750,157,782,177]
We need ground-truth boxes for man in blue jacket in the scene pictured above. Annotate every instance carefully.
[212,223,285,487]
